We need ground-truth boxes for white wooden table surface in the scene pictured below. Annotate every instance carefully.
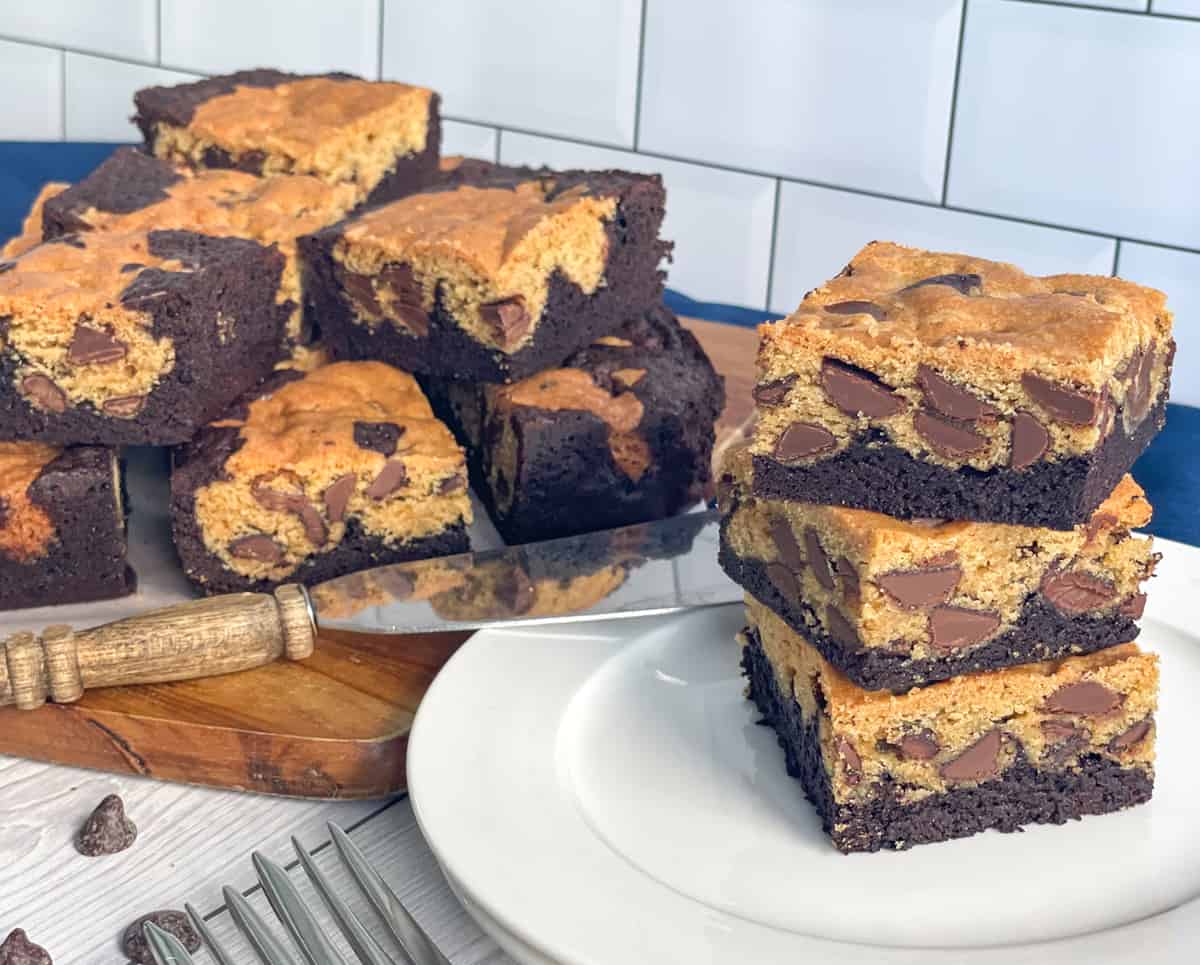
[0,754,513,964]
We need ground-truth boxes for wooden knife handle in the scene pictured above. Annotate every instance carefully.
[0,584,316,710]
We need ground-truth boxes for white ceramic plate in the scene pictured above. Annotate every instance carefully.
[409,537,1200,965]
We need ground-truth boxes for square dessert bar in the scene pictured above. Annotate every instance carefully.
[134,69,440,205]
[1,181,69,259]
[720,445,1156,692]
[423,305,723,543]
[42,148,359,350]
[0,442,134,610]
[742,596,1158,853]
[171,361,472,594]
[301,159,671,383]
[0,228,286,446]
[752,242,1174,529]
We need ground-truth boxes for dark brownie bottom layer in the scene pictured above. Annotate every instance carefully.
[742,634,1153,853]
[753,396,1166,531]
[721,526,1140,693]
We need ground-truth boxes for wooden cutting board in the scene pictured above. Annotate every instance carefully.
[0,317,761,798]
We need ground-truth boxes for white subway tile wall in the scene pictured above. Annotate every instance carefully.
[0,0,1196,393]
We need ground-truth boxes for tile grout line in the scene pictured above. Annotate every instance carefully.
[0,33,200,75]
[1007,0,1198,21]
[376,0,385,80]
[58,49,66,141]
[763,178,783,312]
[940,0,969,206]
[1113,238,1123,277]
[155,0,162,64]
[632,0,649,151]
[494,127,503,164]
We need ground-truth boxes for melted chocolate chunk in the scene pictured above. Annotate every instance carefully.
[914,410,988,458]
[875,564,961,609]
[774,421,837,461]
[902,272,982,295]
[1040,569,1117,615]
[752,374,797,406]
[353,421,405,457]
[836,737,862,785]
[897,732,940,761]
[366,460,409,499]
[229,534,284,564]
[438,473,468,494]
[122,911,200,965]
[928,605,1000,652]
[375,568,416,600]
[769,516,804,571]
[837,557,860,601]
[1010,410,1050,470]
[825,605,862,651]
[1040,719,1087,743]
[767,562,801,603]
[1021,373,1101,426]
[20,374,66,413]
[495,567,536,614]
[0,930,51,965]
[67,325,127,365]
[378,263,430,336]
[1119,593,1148,619]
[1128,345,1156,423]
[340,270,383,317]
[323,473,357,523]
[75,793,137,856]
[1109,718,1152,752]
[820,358,905,419]
[939,729,1002,782]
[102,395,146,417]
[804,527,835,591]
[1043,680,1122,716]
[481,296,531,347]
[825,300,888,321]
[916,366,997,421]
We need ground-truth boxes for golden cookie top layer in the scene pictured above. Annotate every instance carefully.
[1,182,69,259]
[0,442,59,561]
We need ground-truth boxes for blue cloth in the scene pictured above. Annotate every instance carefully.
[2,142,1195,544]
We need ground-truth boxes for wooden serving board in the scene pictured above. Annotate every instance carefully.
[0,318,761,798]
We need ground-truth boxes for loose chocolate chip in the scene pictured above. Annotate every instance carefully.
[75,793,136,856]
[366,460,408,500]
[837,557,861,602]
[897,732,940,761]
[323,473,356,523]
[752,374,797,406]
[102,394,145,417]
[481,296,530,347]
[1040,569,1117,615]
[1010,410,1050,470]
[122,911,200,965]
[804,527,835,591]
[1041,719,1087,743]
[340,270,383,317]
[229,534,284,564]
[836,737,862,785]
[767,562,801,603]
[928,605,1000,652]
[876,564,962,609]
[820,358,905,419]
[0,930,50,965]
[67,325,127,365]
[438,473,468,494]
[1108,718,1152,752]
[1043,680,1122,716]
[773,421,836,461]
[1021,373,1101,426]
[939,729,1002,782]
[825,605,862,651]
[914,409,988,458]
[902,273,982,295]
[353,420,405,456]
[495,567,536,615]
[0,260,15,275]
[769,516,804,571]
[916,366,997,421]
[20,374,66,413]
[1119,593,1147,619]
[824,300,888,321]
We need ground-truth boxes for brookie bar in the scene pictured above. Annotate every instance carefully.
[1,181,69,259]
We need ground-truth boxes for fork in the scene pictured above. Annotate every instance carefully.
[144,821,451,965]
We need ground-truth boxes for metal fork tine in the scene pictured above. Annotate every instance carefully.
[291,836,402,965]
[254,851,351,965]
[185,903,239,965]
[224,884,305,965]
[328,823,451,965]
[144,922,196,965]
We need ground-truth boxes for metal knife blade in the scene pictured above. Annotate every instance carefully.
[310,508,739,634]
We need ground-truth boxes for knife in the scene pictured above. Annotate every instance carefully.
[0,509,739,710]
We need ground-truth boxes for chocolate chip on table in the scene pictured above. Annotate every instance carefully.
[804,528,835,591]
[75,793,136,857]
[773,421,836,461]
[836,737,862,785]
[819,358,905,419]
[122,911,200,965]
[366,460,409,500]
[1108,718,1152,752]
[0,929,51,965]
[1043,680,1123,716]
[767,562,801,603]
[752,374,797,406]
[20,374,67,413]
[229,534,284,564]
[1040,569,1117,615]
[353,420,405,456]
[1009,411,1050,470]
[938,729,1002,782]
[896,732,940,761]
[901,272,982,295]
[928,605,1000,652]
[67,325,127,365]
[1119,593,1148,619]
[914,409,988,458]
[1021,373,1101,425]
[875,563,962,609]
[916,365,997,421]
[102,395,146,418]
[769,516,804,571]
[481,296,530,347]
[824,300,888,321]
[323,473,357,523]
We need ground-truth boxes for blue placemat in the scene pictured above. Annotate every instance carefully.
[2,141,1194,544]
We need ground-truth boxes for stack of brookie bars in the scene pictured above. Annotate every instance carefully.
[718,241,1174,851]
[0,68,722,608]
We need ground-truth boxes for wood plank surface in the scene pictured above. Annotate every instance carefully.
[0,318,761,800]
